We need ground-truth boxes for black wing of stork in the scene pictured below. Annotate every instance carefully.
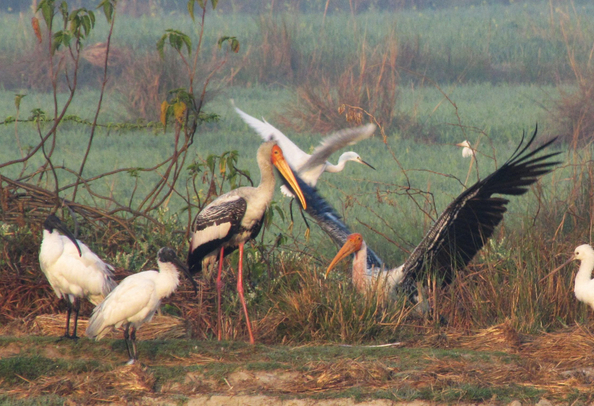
[188,196,247,275]
[399,126,562,289]
[280,170,384,270]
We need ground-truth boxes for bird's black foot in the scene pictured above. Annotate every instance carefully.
[57,334,79,342]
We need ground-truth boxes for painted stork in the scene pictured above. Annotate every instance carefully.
[86,247,196,365]
[317,128,560,296]
[39,214,116,339]
[543,244,594,311]
[233,105,376,193]
[188,140,307,344]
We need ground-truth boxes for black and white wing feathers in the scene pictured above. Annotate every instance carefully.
[400,127,561,287]
[188,196,247,274]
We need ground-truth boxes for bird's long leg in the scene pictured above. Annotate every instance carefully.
[124,324,134,365]
[236,242,255,345]
[71,297,80,340]
[216,247,225,341]
[130,326,138,363]
[62,299,73,339]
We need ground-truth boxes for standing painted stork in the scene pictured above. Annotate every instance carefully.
[86,247,197,365]
[233,105,376,192]
[39,214,116,339]
[543,244,594,311]
[188,140,307,344]
[319,128,560,296]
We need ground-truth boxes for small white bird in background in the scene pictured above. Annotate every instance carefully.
[86,247,197,365]
[456,140,475,158]
[39,214,116,339]
[543,244,594,311]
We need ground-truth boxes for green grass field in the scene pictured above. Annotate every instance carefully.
[2,1,594,402]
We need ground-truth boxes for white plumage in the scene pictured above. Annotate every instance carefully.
[572,244,594,310]
[86,247,195,365]
[456,140,475,158]
[234,104,376,195]
[39,214,116,339]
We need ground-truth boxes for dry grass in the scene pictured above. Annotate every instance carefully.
[4,363,155,403]
[32,314,189,340]
[280,33,399,134]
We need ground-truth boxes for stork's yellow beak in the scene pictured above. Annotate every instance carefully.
[325,233,363,279]
[271,145,307,210]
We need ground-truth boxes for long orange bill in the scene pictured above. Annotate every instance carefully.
[539,257,574,283]
[271,146,307,210]
[324,238,360,279]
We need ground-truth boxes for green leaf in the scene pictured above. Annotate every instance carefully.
[59,1,68,21]
[211,0,219,9]
[187,0,195,21]
[217,36,239,53]
[156,34,166,59]
[98,0,114,24]
[197,0,205,9]
[38,0,55,31]
[14,94,26,111]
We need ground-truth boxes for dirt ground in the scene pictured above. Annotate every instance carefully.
[2,318,594,405]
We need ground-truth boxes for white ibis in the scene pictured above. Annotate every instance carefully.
[86,247,197,365]
[39,214,116,339]
[187,140,307,344]
[320,128,560,296]
[233,105,376,193]
[543,244,594,311]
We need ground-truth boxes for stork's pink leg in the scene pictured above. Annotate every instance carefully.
[236,243,255,344]
[216,247,225,341]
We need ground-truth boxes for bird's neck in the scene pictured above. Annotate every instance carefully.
[39,230,63,264]
[156,262,181,299]
[325,157,348,173]
[352,241,369,292]
[255,153,276,200]
[575,257,594,288]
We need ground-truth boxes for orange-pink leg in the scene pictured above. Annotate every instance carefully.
[216,247,225,341]
[237,243,255,344]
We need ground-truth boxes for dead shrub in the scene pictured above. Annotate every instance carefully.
[113,50,185,122]
[253,16,301,85]
[280,34,399,134]
[553,78,594,148]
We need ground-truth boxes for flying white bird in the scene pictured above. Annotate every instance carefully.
[233,104,376,194]
[188,140,307,344]
[86,247,197,365]
[321,128,560,296]
[543,244,594,311]
[39,214,116,339]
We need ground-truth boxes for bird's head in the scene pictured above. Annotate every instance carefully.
[340,151,375,170]
[43,214,82,257]
[573,244,594,262]
[270,143,307,210]
[324,233,364,279]
[541,244,594,282]
[158,247,198,296]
